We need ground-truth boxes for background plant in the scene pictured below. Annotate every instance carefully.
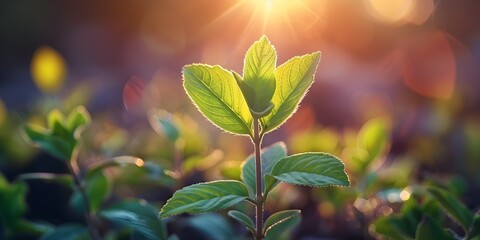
[158,36,350,240]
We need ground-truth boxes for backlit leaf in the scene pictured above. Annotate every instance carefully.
[268,153,349,190]
[264,210,301,240]
[261,52,321,133]
[183,64,252,135]
[159,180,249,218]
[242,35,276,113]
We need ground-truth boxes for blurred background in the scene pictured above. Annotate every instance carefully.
[1,0,480,239]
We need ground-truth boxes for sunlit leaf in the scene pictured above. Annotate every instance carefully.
[241,142,287,197]
[159,180,249,218]
[264,210,301,240]
[241,35,276,114]
[267,153,349,191]
[416,215,455,240]
[39,224,89,240]
[228,210,254,233]
[183,64,253,135]
[263,210,300,235]
[427,186,473,231]
[23,107,90,161]
[31,46,67,93]
[261,52,321,133]
[99,199,167,240]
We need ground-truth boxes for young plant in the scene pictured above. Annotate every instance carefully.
[159,36,350,239]
[23,107,169,240]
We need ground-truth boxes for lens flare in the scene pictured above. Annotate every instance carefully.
[31,46,67,93]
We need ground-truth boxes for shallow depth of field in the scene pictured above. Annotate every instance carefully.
[1,0,480,240]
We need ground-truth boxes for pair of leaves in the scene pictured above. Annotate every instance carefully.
[23,106,90,161]
[227,209,300,239]
[159,144,349,218]
[241,142,349,198]
[183,35,320,136]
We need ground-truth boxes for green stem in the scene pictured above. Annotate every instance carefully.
[68,155,101,240]
[253,118,263,240]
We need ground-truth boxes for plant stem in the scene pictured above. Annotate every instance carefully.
[253,118,263,240]
[68,157,101,240]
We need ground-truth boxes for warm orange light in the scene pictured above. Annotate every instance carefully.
[364,0,414,24]
[31,46,67,93]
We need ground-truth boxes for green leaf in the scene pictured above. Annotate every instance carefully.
[427,186,473,231]
[261,52,321,133]
[242,35,276,113]
[159,180,249,218]
[71,171,110,213]
[416,215,454,240]
[467,211,480,240]
[228,210,254,233]
[0,176,27,228]
[99,199,167,240]
[183,64,253,135]
[263,210,301,236]
[264,210,301,240]
[148,109,180,142]
[268,153,349,190]
[23,107,90,161]
[65,106,91,133]
[16,173,73,188]
[241,142,287,197]
[40,224,89,240]
[187,213,235,240]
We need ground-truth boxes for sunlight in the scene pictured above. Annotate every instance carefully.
[364,0,414,24]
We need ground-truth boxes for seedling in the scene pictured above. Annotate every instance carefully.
[159,36,350,239]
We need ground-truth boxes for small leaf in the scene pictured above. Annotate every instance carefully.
[261,52,321,133]
[71,171,110,213]
[269,152,350,188]
[264,210,301,240]
[39,224,89,240]
[241,142,287,197]
[416,215,454,240]
[99,199,167,240]
[467,211,480,240]
[427,186,473,231]
[66,106,91,133]
[159,180,249,218]
[187,213,235,240]
[242,35,277,113]
[228,210,254,233]
[0,176,28,228]
[23,125,72,160]
[148,109,180,142]
[263,210,301,236]
[183,64,253,135]
[16,173,73,188]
